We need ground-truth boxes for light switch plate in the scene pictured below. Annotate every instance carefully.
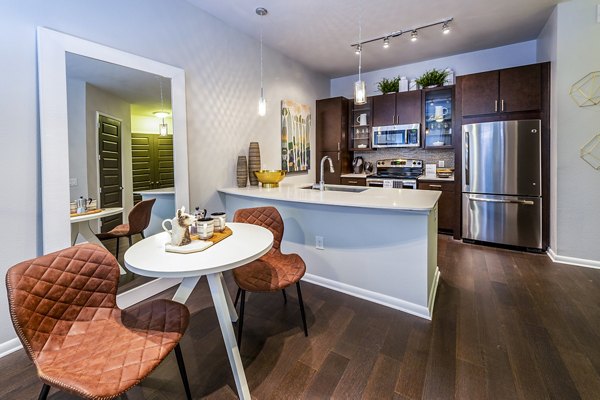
[438,160,445,168]
[69,178,77,186]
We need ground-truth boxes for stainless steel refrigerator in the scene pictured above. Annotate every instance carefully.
[462,120,542,249]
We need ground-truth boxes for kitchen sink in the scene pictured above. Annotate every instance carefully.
[300,184,368,193]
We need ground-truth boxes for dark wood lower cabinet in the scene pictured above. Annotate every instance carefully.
[340,177,367,186]
[418,180,454,233]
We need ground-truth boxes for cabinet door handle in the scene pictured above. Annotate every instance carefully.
[494,100,498,112]
[337,142,340,151]
[337,152,340,161]
[428,184,442,188]
[501,99,505,111]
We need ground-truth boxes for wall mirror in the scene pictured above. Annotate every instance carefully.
[37,27,189,301]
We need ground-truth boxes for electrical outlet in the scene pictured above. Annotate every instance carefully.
[438,160,445,168]
[315,236,324,250]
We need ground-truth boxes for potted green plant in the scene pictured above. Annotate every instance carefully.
[415,68,449,88]
[377,76,400,94]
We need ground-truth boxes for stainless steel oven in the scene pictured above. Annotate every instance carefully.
[366,178,418,189]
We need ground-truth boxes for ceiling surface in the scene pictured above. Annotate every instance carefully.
[186,0,563,77]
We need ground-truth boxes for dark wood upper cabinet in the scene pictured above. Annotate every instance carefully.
[396,91,422,125]
[499,64,541,113]
[372,94,396,126]
[372,91,421,126]
[460,71,499,116]
[316,97,349,152]
[459,63,543,117]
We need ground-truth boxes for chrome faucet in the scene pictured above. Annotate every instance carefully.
[318,155,335,191]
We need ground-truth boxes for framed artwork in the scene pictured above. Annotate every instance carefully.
[281,99,311,172]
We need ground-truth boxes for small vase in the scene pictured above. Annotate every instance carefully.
[248,142,261,186]
[236,156,248,187]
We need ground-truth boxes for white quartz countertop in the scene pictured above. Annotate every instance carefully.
[133,187,175,195]
[418,175,455,182]
[219,184,441,212]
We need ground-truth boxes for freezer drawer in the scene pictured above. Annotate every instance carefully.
[462,193,542,249]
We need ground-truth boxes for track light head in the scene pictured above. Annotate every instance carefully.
[355,44,362,54]
[442,21,450,34]
[383,37,390,49]
[410,30,418,42]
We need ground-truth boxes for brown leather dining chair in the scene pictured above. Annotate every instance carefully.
[5,243,192,400]
[97,198,156,260]
[232,206,308,349]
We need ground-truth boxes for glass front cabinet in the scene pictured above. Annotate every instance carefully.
[349,98,373,151]
[423,86,454,148]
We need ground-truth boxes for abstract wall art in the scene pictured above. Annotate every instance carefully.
[281,99,311,172]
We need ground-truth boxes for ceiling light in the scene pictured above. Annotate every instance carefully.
[354,11,367,105]
[256,7,268,116]
[349,18,453,50]
[157,78,168,136]
[442,22,450,34]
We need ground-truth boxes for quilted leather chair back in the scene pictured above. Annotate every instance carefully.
[128,198,156,234]
[233,206,284,251]
[6,244,120,359]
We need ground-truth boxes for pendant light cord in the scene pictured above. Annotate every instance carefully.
[260,27,264,97]
[358,5,363,82]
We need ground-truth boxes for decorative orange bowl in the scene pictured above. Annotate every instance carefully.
[254,170,286,188]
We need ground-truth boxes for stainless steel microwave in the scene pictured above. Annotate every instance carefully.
[372,123,420,148]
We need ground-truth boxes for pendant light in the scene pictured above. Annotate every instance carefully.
[155,77,168,136]
[354,12,367,105]
[256,7,268,116]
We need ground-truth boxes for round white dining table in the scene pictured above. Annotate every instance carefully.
[124,222,273,400]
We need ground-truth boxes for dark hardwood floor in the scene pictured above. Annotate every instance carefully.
[2,235,600,399]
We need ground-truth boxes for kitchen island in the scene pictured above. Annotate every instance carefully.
[133,187,175,235]
[219,184,441,319]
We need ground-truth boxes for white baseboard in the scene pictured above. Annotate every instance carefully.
[303,273,434,320]
[547,248,600,270]
[0,277,182,359]
[428,267,441,315]
[0,338,22,358]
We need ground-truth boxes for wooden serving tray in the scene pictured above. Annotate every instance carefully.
[70,208,102,217]
[191,226,233,244]
[167,227,233,254]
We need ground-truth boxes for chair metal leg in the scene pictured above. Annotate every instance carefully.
[282,288,287,304]
[38,384,50,400]
[234,288,241,307]
[296,282,308,337]
[140,231,145,239]
[237,290,246,349]
[174,343,192,400]
[115,237,120,260]
[128,235,133,247]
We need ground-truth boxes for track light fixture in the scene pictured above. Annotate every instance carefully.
[350,18,453,52]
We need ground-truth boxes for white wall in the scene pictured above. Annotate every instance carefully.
[331,40,538,98]
[538,0,600,263]
[0,0,329,349]
[67,78,88,200]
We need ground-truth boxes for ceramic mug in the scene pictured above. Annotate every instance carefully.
[434,106,449,121]
[196,217,214,240]
[356,113,367,126]
[211,212,226,233]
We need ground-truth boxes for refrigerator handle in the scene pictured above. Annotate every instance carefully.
[464,131,470,186]
[468,197,535,206]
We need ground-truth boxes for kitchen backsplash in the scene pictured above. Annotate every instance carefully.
[355,148,455,168]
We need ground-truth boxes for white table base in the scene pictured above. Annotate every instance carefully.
[172,273,249,399]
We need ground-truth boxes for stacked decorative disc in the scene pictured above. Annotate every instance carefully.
[248,142,261,186]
